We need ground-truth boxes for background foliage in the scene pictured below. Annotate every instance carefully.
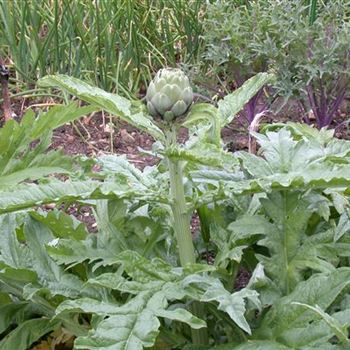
[0,0,204,94]
[202,0,350,127]
[1,0,349,128]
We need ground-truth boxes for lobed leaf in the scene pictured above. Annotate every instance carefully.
[0,178,160,214]
[39,75,165,142]
[256,268,350,345]
[0,104,96,188]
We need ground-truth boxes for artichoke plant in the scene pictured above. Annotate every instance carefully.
[146,68,193,122]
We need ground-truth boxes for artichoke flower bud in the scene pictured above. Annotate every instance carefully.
[146,68,193,122]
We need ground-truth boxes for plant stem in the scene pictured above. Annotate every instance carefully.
[308,0,317,26]
[167,157,196,266]
[190,301,209,345]
[281,191,290,295]
[166,128,208,345]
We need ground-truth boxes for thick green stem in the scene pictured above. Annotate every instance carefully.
[190,301,209,345]
[167,158,196,266]
[166,129,208,345]
[281,191,290,295]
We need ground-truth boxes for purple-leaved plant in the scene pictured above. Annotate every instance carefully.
[256,0,350,128]
[203,0,350,128]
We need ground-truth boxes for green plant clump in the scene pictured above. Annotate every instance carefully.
[202,0,272,123]
[0,69,350,349]
[0,0,204,94]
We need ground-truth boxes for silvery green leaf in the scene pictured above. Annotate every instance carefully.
[74,293,161,350]
[0,214,32,269]
[291,303,350,345]
[184,103,221,146]
[40,75,165,142]
[166,143,236,168]
[218,72,274,126]
[56,298,120,316]
[0,318,60,350]
[257,268,350,346]
[257,192,325,293]
[30,210,87,240]
[327,191,349,215]
[0,176,161,214]
[183,274,259,334]
[192,127,350,199]
[23,217,101,299]
[96,154,156,188]
[201,286,259,334]
[72,289,205,350]
[47,236,123,267]
[155,308,206,329]
[0,104,93,189]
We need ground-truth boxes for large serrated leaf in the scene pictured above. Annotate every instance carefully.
[257,192,314,294]
[39,75,165,142]
[192,127,350,198]
[275,308,350,348]
[0,214,32,269]
[47,236,123,267]
[0,104,96,188]
[56,298,121,316]
[54,253,255,349]
[256,268,350,345]
[0,176,158,214]
[234,192,344,297]
[291,303,350,346]
[69,289,205,350]
[166,143,236,168]
[74,292,161,350]
[30,210,88,240]
[24,217,102,299]
[184,103,222,146]
[96,154,157,188]
[30,103,98,140]
[183,274,259,334]
[201,286,259,334]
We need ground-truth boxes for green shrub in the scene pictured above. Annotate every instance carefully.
[202,0,272,123]
[256,0,350,128]
[203,0,350,128]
